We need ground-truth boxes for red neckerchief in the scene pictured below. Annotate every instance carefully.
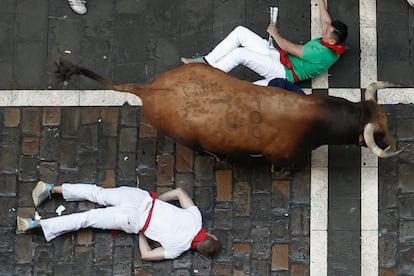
[320,39,345,55]
[191,227,207,250]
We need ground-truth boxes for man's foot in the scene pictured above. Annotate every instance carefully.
[68,0,87,15]
[17,217,39,232]
[32,181,54,207]
[181,57,206,64]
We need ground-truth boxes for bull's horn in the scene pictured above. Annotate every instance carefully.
[364,81,400,102]
[363,123,405,158]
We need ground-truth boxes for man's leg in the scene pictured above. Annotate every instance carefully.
[39,206,137,241]
[205,26,272,70]
[212,47,286,80]
[62,184,149,207]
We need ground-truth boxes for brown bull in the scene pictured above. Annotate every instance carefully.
[54,58,403,168]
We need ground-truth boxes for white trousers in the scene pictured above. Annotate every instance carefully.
[204,25,287,86]
[40,184,152,241]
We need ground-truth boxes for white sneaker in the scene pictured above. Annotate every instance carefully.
[68,0,87,15]
[408,0,414,8]
[181,57,206,64]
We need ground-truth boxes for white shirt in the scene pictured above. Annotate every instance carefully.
[144,200,202,259]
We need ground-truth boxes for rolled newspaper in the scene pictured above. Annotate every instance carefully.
[268,7,279,48]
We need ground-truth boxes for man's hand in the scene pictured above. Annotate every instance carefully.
[138,233,166,261]
[157,187,195,209]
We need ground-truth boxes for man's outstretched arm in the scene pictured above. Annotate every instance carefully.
[138,233,166,261]
[319,0,332,30]
[267,25,303,58]
[157,187,195,209]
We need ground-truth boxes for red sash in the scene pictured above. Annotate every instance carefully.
[278,48,300,83]
[141,191,158,233]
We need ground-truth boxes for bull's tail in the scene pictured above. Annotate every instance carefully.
[54,57,115,89]
[54,57,148,96]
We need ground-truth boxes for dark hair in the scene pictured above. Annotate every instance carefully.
[331,20,348,44]
[197,235,222,257]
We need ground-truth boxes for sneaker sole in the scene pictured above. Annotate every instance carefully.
[32,181,47,207]
[16,217,30,232]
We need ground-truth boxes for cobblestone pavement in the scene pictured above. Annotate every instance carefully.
[1,0,414,275]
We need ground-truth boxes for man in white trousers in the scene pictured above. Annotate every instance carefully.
[181,0,348,86]
[17,181,222,261]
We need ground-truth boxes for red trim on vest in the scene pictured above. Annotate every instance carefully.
[278,48,300,83]
[320,40,345,55]
[141,191,158,233]
[191,227,207,250]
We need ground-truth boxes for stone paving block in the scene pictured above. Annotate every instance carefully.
[232,217,251,243]
[380,268,397,276]
[0,253,15,276]
[99,137,117,169]
[271,218,290,243]
[77,229,92,245]
[398,194,414,219]
[54,264,72,276]
[398,164,414,193]
[291,263,309,276]
[252,193,271,227]
[100,107,119,137]
[0,227,13,253]
[4,108,20,127]
[157,134,175,154]
[380,175,399,209]
[137,138,157,169]
[291,169,310,204]
[271,244,289,271]
[18,181,34,207]
[212,263,232,276]
[214,208,232,230]
[18,155,38,182]
[79,125,98,150]
[399,220,414,243]
[22,136,39,156]
[175,173,194,196]
[215,170,232,202]
[291,206,310,237]
[251,227,271,260]
[102,169,116,188]
[94,231,113,265]
[120,105,138,127]
[379,233,397,268]
[399,243,414,274]
[252,165,272,193]
[14,265,32,276]
[40,127,60,161]
[0,174,16,196]
[74,245,92,276]
[54,235,73,264]
[175,144,194,172]
[114,246,133,275]
[272,180,290,217]
[139,118,157,138]
[194,155,214,181]
[42,107,60,126]
[78,151,98,182]
[119,127,138,152]
[14,234,33,264]
[0,144,18,174]
[33,246,54,274]
[156,154,175,186]
[173,252,192,269]
[21,108,40,136]
[233,181,251,216]
[59,139,78,171]
[39,162,58,183]
[118,152,136,182]
[194,186,214,213]
[250,259,270,276]
[61,108,80,138]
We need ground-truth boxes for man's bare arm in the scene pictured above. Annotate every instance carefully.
[157,187,195,209]
[267,24,303,58]
[138,233,166,261]
[319,0,332,30]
